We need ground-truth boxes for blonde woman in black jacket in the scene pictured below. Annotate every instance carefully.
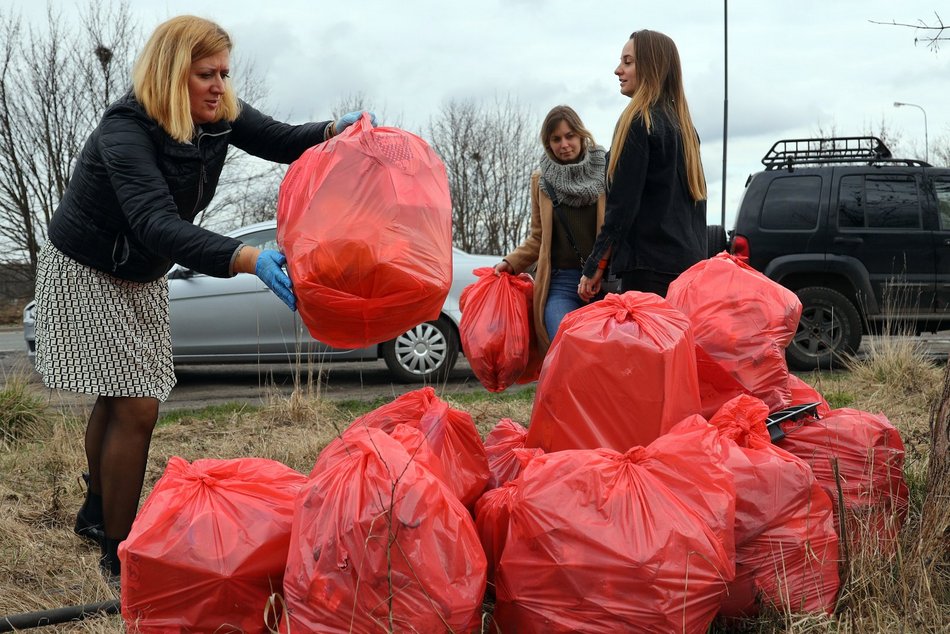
[579,29,707,300]
[34,15,372,579]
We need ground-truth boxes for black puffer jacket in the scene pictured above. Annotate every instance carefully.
[48,92,329,282]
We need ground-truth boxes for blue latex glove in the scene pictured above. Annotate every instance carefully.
[256,250,296,311]
[335,110,378,134]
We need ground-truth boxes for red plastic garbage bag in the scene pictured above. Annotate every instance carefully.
[285,426,487,633]
[787,373,832,416]
[330,387,489,507]
[778,407,909,551]
[710,395,840,617]
[492,440,732,633]
[459,268,535,391]
[694,344,751,419]
[474,482,519,585]
[276,113,453,348]
[526,291,702,452]
[638,415,738,565]
[668,253,803,412]
[484,418,542,489]
[120,457,307,633]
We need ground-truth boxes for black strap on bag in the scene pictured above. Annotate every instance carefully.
[541,178,587,267]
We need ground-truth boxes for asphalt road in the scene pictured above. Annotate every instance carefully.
[3,325,948,414]
[0,326,511,412]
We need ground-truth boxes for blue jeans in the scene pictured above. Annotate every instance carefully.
[544,268,586,341]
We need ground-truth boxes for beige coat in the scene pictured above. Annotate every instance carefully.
[504,170,606,356]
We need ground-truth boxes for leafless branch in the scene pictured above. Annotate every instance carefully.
[870,12,950,51]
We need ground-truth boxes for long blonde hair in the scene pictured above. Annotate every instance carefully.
[607,30,706,201]
[132,15,241,143]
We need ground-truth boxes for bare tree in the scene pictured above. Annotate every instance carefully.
[0,1,137,273]
[0,1,285,269]
[811,119,912,161]
[426,96,537,255]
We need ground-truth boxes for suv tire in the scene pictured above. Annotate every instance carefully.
[381,316,459,383]
[707,224,728,258]
[786,286,862,371]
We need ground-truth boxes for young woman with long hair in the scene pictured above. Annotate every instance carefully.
[579,29,707,300]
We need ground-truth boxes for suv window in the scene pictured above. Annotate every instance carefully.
[838,175,921,230]
[934,177,950,230]
[761,176,821,230]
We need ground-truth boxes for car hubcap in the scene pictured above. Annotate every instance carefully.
[794,305,842,357]
[392,323,447,376]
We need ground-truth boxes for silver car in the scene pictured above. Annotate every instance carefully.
[23,220,500,383]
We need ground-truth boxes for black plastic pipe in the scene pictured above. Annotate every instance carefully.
[0,600,120,632]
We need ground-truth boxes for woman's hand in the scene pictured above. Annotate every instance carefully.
[234,245,297,311]
[255,250,297,311]
[334,111,378,135]
[578,271,603,302]
[494,260,514,276]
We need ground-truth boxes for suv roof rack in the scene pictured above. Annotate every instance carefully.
[761,136,930,170]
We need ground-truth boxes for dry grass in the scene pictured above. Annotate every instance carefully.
[0,342,945,632]
[0,375,532,631]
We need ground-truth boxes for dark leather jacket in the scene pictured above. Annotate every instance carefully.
[48,92,329,282]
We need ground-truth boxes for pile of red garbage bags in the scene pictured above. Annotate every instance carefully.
[115,254,909,632]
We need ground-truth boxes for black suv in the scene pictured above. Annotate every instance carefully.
[708,136,950,370]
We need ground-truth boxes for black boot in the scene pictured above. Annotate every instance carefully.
[100,537,122,579]
[74,474,105,546]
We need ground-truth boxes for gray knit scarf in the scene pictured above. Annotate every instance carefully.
[539,144,606,207]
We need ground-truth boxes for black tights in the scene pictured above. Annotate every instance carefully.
[85,395,159,541]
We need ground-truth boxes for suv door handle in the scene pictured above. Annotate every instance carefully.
[944,238,950,246]
[833,236,864,245]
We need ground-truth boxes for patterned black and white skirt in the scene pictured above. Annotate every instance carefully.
[34,242,177,401]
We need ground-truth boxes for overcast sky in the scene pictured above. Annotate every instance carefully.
[8,0,949,228]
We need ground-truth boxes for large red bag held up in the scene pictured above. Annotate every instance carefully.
[526,291,702,452]
[328,386,489,508]
[276,113,453,348]
[778,407,909,551]
[284,426,487,633]
[459,268,535,392]
[119,457,307,633]
[492,422,734,634]
[668,252,803,413]
[710,395,840,618]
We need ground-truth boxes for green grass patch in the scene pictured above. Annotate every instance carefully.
[822,390,855,409]
[449,386,536,407]
[159,402,258,426]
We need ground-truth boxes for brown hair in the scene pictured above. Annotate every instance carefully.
[607,30,706,201]
[540,105,596,163]
[132,15,241,143]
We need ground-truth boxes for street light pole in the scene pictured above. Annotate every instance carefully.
[893,101,928,163]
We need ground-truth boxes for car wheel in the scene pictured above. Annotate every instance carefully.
[707,224,728,258]
[786,286,863,371]
[381,316,459,383]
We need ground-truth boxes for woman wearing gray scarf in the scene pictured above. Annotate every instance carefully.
[495,105,607,356]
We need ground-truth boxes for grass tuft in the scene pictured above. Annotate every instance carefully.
[0,370,47,447]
